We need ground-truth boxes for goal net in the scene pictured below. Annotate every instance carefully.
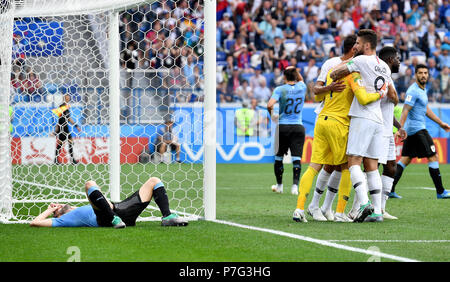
[0,0,214,223]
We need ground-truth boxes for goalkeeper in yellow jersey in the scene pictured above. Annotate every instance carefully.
[293,57,397,223]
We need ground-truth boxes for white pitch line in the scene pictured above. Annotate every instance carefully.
[329,240,450,243]
[212,219,420,262]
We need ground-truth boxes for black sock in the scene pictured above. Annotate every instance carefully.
[153,186,171,218]
[274,160,284,185]
[429,167,445,194]
[69,141,74,161]
[55,143,62,162]
[293,160,301,186]
[392,163,405,193]
[88,189,115,223]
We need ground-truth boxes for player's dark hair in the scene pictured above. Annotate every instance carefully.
[284,67,298,82]
[357,29,377,50]
[415,64,429,73]
[342,35,357,54]
[53,204,71,218]
[378,46,398,62]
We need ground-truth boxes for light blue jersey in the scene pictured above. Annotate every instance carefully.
[271,81,306,125]
[52,205,99,227]
[404,82,428,136]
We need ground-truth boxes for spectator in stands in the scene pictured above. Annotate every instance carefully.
[156,116,181,163]
[239,11,254,39]
[309,38,326,62]
[378,12,396,38]
[431,38,443,60]
[439,0,450,27]
[439,66,450,102]
[11,66,24,95]
[254,0,274,22]
[226,66,242,100]
[272,0,285,23]
[358,11,377,30]
[269,36,288,70]
[326,1,343,30]
[394,15,408,35]
[405,24,421,51]
[291,34,308,62]
[438,44,450,69]
[183,54,196,87]
[260,47,274,72]
[428,58,439,81]
[234,43,253,71]
[394,33,408,61]
[254,13,273,50]
[219,13,235,42]
[397,67,414,102]
[337,11,356,37]
[302,24,321,49]
[249,65,266,90]
[273,67,284,86]
[253,78,271,103]
[281,16,296,40]
[23,71,45,102]
[405,1,422,27]
[420,23,441,58]
[262,19,284,49]
[235,79,253,102]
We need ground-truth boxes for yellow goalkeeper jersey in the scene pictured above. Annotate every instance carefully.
[316,70,381,126]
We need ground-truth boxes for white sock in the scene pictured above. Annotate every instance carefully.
[321,170,341,213]
[309,169,331,209]
[381,175,394,211]
[349,165,369,206]
[367,170,383,215]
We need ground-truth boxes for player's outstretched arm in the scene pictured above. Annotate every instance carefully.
[330,63,351,81]
[30,204,58,227]
[346,73,381,105]
[426,106,450,132]
[313,80,346,95]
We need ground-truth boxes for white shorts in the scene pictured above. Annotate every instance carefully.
[378,135,396,165]
[346,117,384,159]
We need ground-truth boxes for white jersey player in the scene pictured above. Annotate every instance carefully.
[375,47,406,220]
[330,29,397,222]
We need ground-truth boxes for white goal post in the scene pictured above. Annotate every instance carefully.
[0,0,216,223]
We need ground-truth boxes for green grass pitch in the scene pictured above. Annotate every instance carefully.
[0,163,449,262]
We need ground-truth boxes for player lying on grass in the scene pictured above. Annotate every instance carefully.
[30,176,188,228]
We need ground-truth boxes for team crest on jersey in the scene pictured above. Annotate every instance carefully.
[356,79,363,87]
[431,145,436,153]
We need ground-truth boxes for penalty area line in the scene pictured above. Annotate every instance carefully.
[211,219,420,262]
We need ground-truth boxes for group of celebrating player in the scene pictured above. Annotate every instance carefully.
[268,29,450,223]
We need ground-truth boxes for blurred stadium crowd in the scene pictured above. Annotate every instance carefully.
[9,0,450,105]
[216,0,450,104]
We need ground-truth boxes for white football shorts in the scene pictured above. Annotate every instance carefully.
[378,135,396,165]
[346,116,384,159]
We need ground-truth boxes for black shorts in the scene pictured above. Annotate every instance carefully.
[112,190,150,226]
[56,131,72,142]
[274,124,305,158]
[401,129,436,159]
